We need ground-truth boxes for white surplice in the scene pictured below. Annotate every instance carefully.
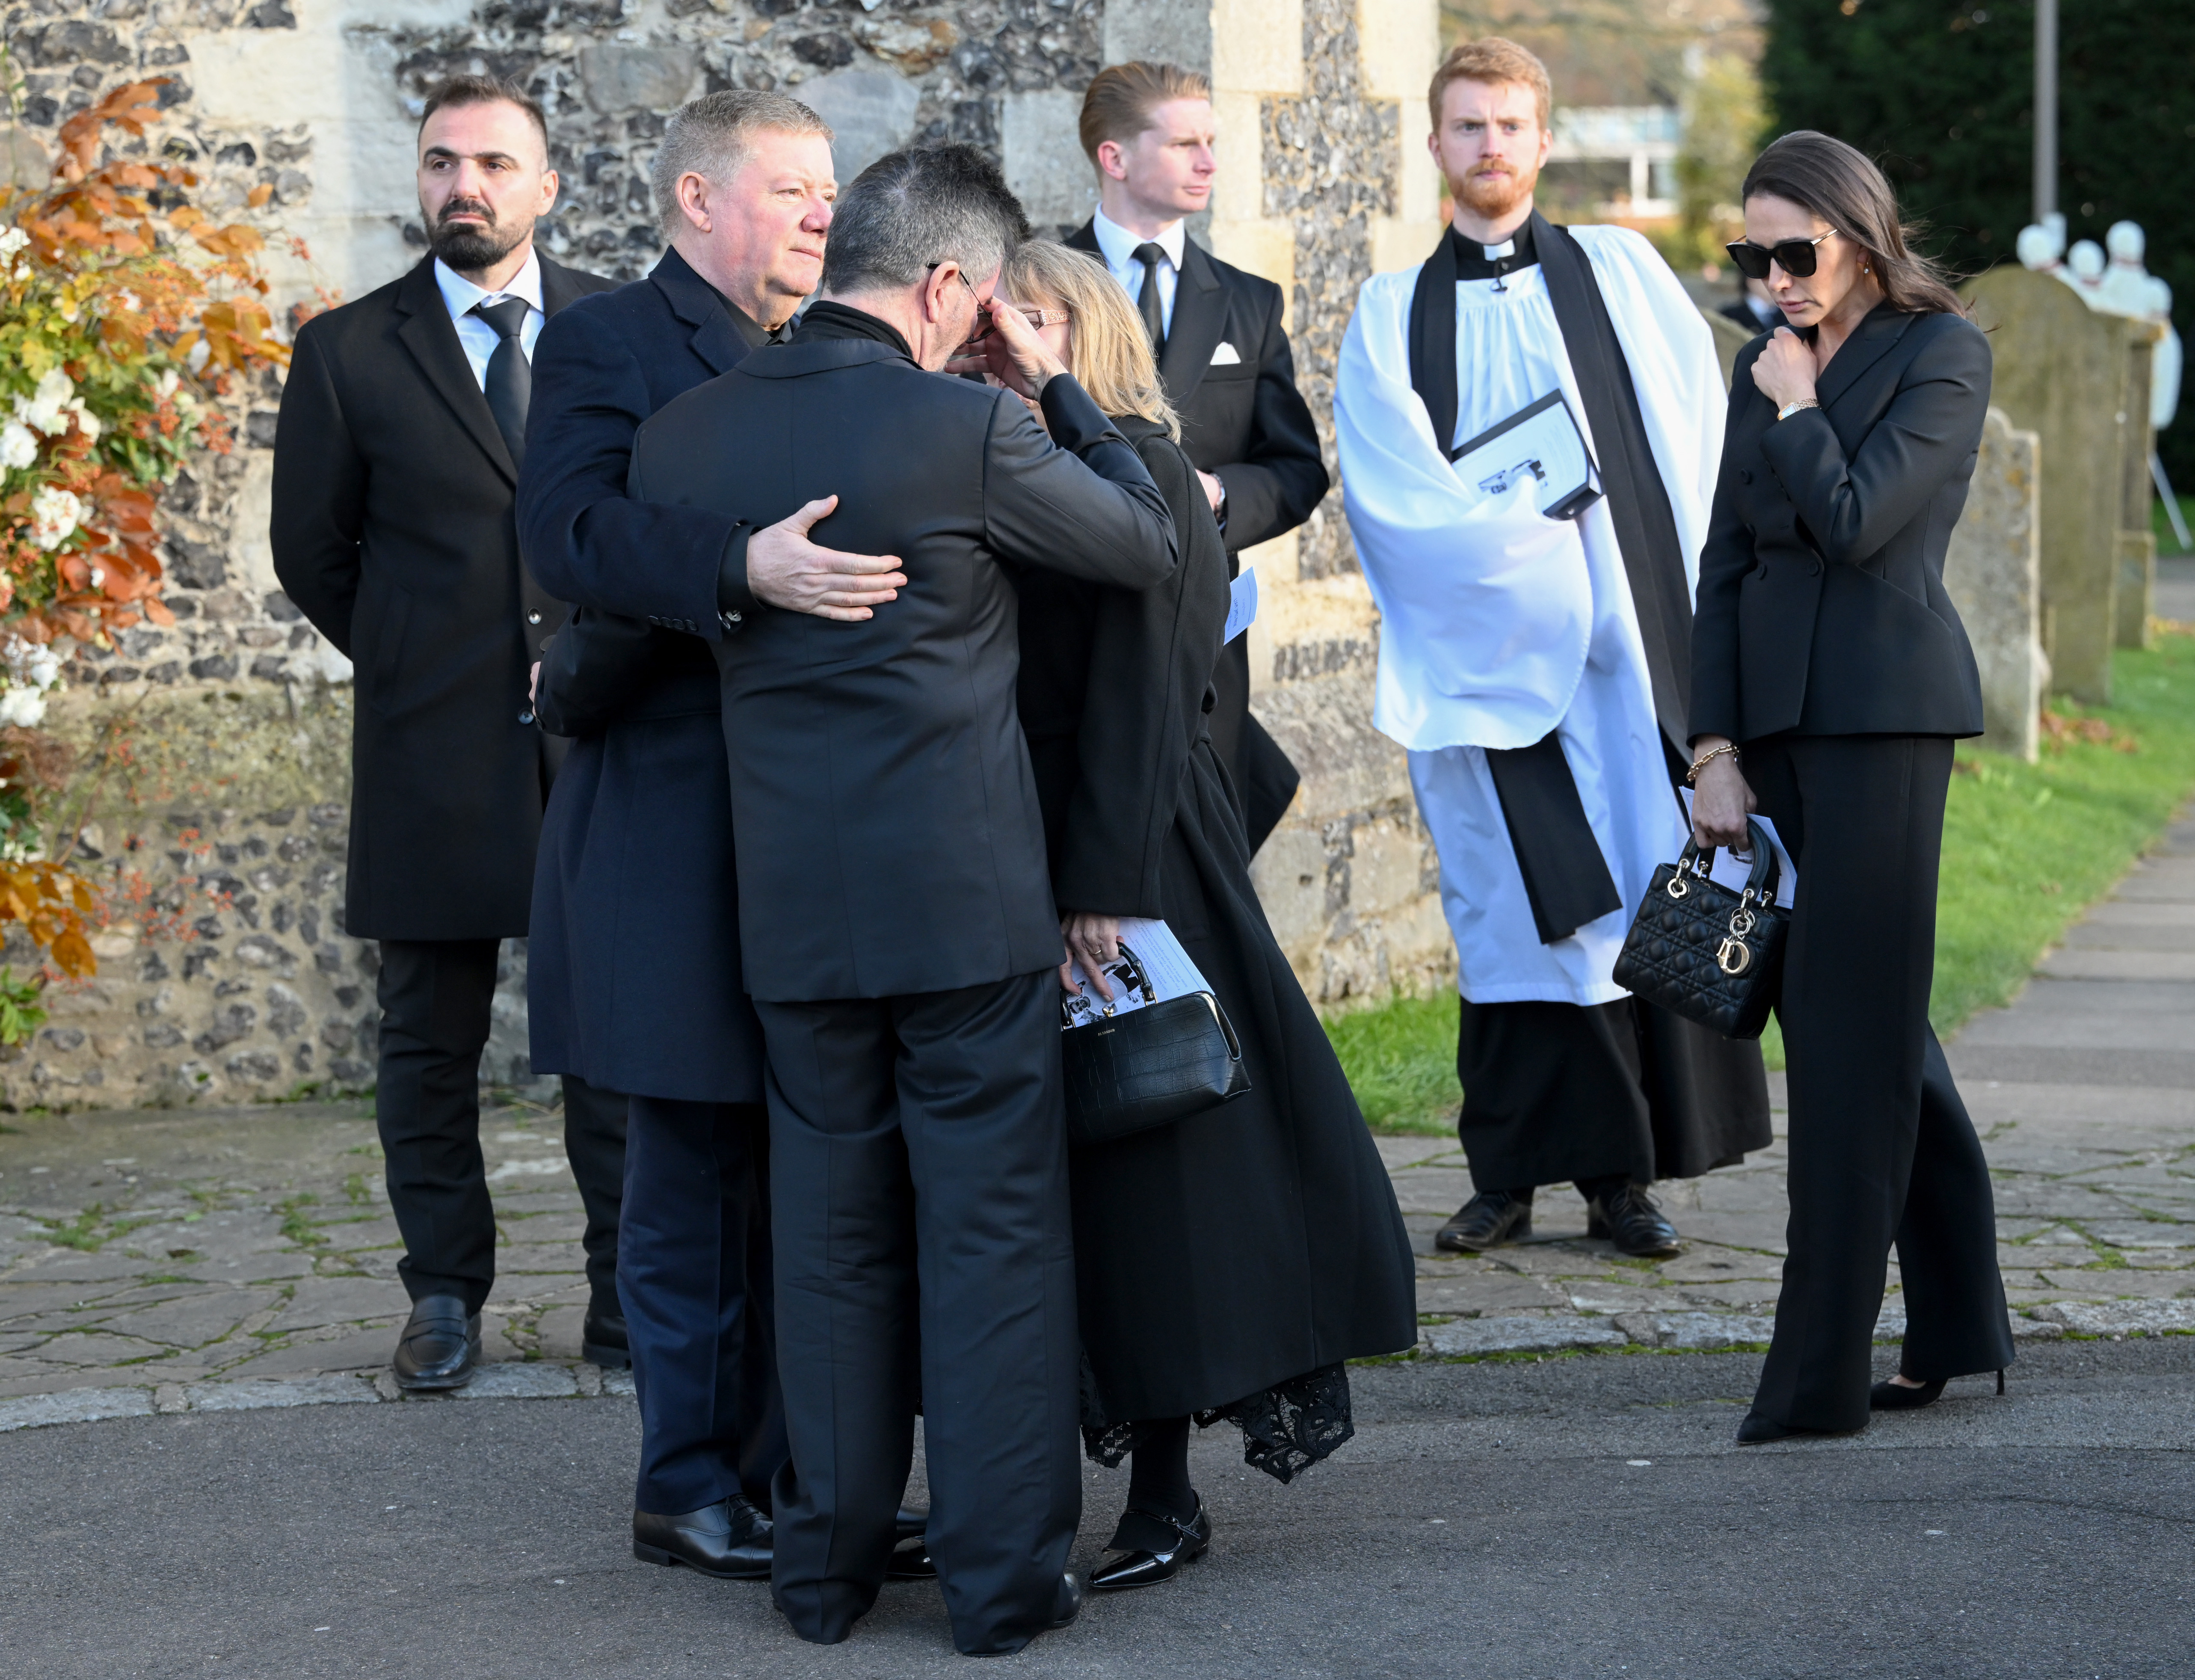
[1336,226,1724,1005]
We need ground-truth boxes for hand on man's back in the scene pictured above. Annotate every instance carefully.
[748,494,909,622]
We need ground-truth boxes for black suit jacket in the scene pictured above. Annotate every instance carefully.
[512,248,766,1102]
[271,252,615,941]
[1690,305,1990,745]
[1064,221,1324,849]
[624,334,1177,1001]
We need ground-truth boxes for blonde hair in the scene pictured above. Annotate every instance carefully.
[1428,38,1552,132]
[1000,241,1179,441]
[1078,61,1212,165]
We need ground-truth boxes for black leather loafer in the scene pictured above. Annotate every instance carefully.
[1435,1191,1533,1253]
[1088,1500,1212,1591]
[581,1304,631,1370]
[885,1533,937,1580]
[632,1493,772,1580]
[391,1294,480,1391]
[1586,1183,1682,1258]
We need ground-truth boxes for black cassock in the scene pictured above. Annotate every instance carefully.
[1016,418,1419,1481]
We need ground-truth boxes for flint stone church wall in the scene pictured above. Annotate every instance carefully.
[2,0,1451,1108]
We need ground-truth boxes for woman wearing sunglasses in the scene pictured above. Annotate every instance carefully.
[1687,129,2013,1443]
[962,239,1416,1588]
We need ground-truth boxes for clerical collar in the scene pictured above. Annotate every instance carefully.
[1447,219,1539,288]
[708,287,779,350]
[793,300,913,361]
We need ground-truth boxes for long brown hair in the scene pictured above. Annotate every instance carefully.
[999,241,1180,440]
[1740,131,1966,317]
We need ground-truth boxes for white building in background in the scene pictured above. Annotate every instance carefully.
[1548,106,1680,219]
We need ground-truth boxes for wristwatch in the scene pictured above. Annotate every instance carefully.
[1776,398,1821,422]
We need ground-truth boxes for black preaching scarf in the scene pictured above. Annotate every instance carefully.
[1405,214,1696,943]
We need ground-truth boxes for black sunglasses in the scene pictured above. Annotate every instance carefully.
[1724,230,1838,280]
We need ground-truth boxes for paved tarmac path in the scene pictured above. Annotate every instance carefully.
[2,681,2190,1673]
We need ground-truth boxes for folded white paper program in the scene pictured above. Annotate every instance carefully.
[1677,790,1798,908]
[1449,389,1598,520]
[1061,918,1214,1028]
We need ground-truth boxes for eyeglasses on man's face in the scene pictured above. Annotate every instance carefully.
[927,263,1065,339]
[1725,229,1839,280]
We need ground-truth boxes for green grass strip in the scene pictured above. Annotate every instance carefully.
[1327,632,2195,1133]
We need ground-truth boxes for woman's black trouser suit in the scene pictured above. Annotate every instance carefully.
[1743,734,2014,1432]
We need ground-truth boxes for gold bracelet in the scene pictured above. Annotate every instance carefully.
[1776,398,1820,422]
[1685,744,1739,786]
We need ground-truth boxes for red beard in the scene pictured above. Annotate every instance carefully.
[1451,160,1537,220]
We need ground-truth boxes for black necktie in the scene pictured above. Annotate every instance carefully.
[1132,242,1167,355]
[470,295,532,467]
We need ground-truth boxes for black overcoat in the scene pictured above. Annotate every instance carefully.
[270,252,615,940]
[1690,305,1991,745]
[1064,223,1328,853]
[517,250,766,1102]
[619,324,1178,1002]
[1016,419,1418,1429]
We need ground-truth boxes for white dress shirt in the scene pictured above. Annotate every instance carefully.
[434,248,545,391]
[1090,207,1186,338]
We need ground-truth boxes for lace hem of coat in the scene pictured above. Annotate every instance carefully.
[1079,1360,1354,1486]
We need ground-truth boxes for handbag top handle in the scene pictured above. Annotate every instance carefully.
[1674,817,1782,904]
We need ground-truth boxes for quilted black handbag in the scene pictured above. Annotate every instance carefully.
[1611,818,1789,1040]
[1060,945,1251,1149]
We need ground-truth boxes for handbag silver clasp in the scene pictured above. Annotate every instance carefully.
[1716,936,1753,975]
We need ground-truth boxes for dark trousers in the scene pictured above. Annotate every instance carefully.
[1744,735,2014,1432]
[756,972,1081,1657]
[620,1096,786,1514]
[1455,996,1654,1191]
[375,938,626,1313]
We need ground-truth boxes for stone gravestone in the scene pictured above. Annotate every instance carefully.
[2115,322,2163,648]
[1943,407,2045,759]
[1964,266,2144,705]
[796,68,920,190]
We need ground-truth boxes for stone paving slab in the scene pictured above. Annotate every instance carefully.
[0,812,2190,1422]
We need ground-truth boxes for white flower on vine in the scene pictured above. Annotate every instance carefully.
[0,421,34,472]
[5,638,62,691]
[27,485,82,551]
[0,228,27,261]
[151,370,182,402]
[0,687,47,729]
[13,369,75,436]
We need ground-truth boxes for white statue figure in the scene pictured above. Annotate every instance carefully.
[2099,221,2155,317]
[2066,239,2107,296]
[2017,221,2065,275]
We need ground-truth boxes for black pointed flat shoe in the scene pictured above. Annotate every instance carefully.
[1435,1191,1533,1254]
[632,1493,773,1580]
[885,1533,937,1580]
[1088,1500,1212,1591]
[391,1294,480,1391]
[1736,1411,1861,1446]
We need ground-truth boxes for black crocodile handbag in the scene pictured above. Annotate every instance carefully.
[1060,947,1251,1149]
[1611,818,1789,1040]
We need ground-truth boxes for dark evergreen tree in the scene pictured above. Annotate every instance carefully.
[1762,0,2195,484]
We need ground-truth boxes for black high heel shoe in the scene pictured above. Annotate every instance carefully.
[1870,1369,2006,1410]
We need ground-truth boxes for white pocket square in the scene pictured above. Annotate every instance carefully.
[1209,341,1243,365]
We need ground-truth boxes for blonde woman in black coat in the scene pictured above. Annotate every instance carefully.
[973,240,1418,1587]
[1688,132,2013,1443]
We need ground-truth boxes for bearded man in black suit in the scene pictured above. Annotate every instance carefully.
[271,75,626,1393]
[1066,60,1330,851]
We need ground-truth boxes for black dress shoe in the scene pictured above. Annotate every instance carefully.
[632,1494,772,1580]
[1585,1183,1682,1258]
[1435,1191,1533,1253]
[962,1574,1082,1659]
[581,1305,631,1370]
[1088,1500,1212,1591]
[391,1294,480,1391]
[885,1533,937,1580]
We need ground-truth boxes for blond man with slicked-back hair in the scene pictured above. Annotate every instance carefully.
[1064,61,1328,856]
